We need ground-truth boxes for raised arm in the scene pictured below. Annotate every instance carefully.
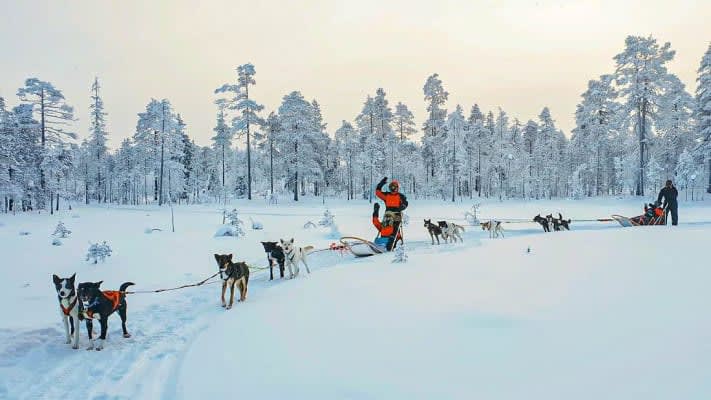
[375,177,387,200]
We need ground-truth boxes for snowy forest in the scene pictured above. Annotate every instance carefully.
[1,36,711,213]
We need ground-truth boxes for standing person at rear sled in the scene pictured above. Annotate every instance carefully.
[375,177,408,245]
[657,179,679,226]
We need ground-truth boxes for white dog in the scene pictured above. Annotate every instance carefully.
[480,220,505,238]
[280,238,314,278]
[438,221,465,243]
[52,273,80,349]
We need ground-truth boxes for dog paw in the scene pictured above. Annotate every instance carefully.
[221,303,226,308]
[226,305,232,310]
[123,333,131,338]
[72,344,79,350]
[65,339,71,344]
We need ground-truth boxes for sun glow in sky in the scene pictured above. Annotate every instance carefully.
[0,0,709,147]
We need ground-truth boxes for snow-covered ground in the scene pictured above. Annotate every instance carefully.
[1,197,710,399]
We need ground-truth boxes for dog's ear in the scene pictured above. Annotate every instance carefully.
[52,274,61,284]
[279,239,284,244]
[214,254,220,261]
[95,281,103,287]
[69,273,76,283]
[228,254,233,260]
[290,238,294,244]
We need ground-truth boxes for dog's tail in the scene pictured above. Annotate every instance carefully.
[119,282,135,292]
[453,223,465,232]
[303,245,315,253]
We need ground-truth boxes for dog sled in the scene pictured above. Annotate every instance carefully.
[611,204,666,227]
[337,236,388,257]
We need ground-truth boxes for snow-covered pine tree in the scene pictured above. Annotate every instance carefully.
[212,99,233,203]
[278,91,315,201]
[16,79,75,208]
[53,221,71,238]
[86,241,112,264]
[215,64,264,200]
[675,148,696,199]
[355,95,378,201]
[695,43,711,193]
[614,35,676,195]
[571,75,619,196]
[422,74,449,187]
[88,77,108,203]
[445,105,466,201]
[263,112,280,196]
[334,121,358,200]
[654,75,695,180]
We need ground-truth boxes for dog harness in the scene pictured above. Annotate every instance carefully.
[82,291,122,319]
[220,264,235,281]
[60,296,77,316]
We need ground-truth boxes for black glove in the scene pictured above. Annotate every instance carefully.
[376,177,387,190]
[373,203,380,217]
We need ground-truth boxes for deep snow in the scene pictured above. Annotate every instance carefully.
[1,197,710,399]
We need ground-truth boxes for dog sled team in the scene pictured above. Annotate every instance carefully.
[53,178,681,351]
[532,213,571,233]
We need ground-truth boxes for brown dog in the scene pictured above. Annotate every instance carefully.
[214,254,250,309]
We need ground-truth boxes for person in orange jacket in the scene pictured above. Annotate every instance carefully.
[375,177,408,213]
[372,203,401,251]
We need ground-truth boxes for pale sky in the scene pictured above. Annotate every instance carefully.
[1,0,709,148]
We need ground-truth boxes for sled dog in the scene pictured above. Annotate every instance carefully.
[214,254,250,309]
[77,280,134,350]
[53,274,81,349]
[437,221,465,243]
[424,219,443,245]
[554,213,571,231]
[280,238,314,278]
[480,220,505,238]
[533,214,550,232]
[261,241,286,280]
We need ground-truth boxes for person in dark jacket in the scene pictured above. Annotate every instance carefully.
[657,179,679,226]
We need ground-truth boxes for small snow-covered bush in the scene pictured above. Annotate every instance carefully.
[19,231,30,236]
[53,221,71,238]
[249,217,263,230]
[214,224,244,238]
[318,209,335,227]
[303,221,317,229]
[226,209,242,226]
[464,204,481,226]
[392,243,408,263]
[402,213,410,227]
[52,238,62,246]
[86,241,112,264]
[144,228,162,234]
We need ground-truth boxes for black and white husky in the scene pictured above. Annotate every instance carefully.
[52,273,80,349]
[437,221,465,243]
[280,238,314,278]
